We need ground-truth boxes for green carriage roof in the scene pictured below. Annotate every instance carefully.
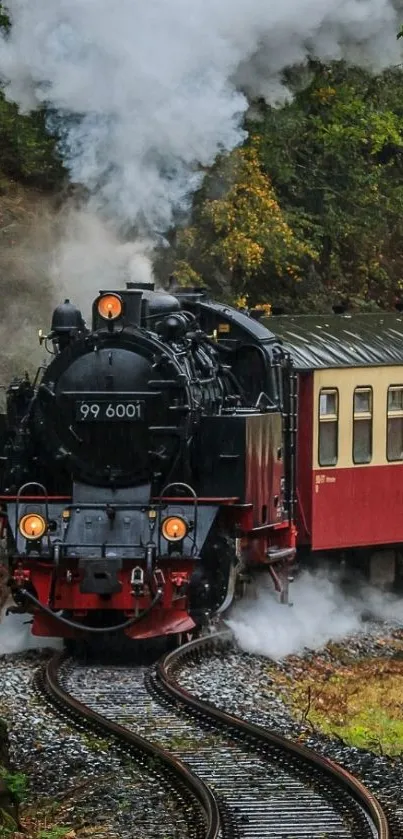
[260,312,403,370]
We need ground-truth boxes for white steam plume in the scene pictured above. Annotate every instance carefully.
[0,609,62,653]
[227,569,403,660]
[0,0,402,240]
[50,209,156,314]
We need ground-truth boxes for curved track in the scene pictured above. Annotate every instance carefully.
[40,630,390,839]
[40,653,220,839]
[157,631,391,839]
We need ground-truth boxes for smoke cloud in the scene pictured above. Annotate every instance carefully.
[0,609,62,653]
[227,569,403,659]
[0,0,402,243]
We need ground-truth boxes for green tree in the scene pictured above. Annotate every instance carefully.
[0,3,64,188]
[0,98,66,187]
[253,62,403,310]
[0,3,9,32]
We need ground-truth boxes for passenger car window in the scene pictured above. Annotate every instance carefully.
[388,387,403,412]
[387,386,403,461]
[320,391,337,416]
[319,388,338,466]
[353,387,372,464]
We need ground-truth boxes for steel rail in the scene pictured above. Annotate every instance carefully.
[157,630,390,839]
[44,652,221,839]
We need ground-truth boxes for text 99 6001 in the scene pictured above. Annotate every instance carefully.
[75,400,144,422]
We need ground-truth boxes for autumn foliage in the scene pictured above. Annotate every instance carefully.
[166,144,315,304]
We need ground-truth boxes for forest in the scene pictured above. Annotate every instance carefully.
[1,5,403,313]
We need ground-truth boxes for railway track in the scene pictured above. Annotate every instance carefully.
[39,630,390,839]
[39,654,219,839]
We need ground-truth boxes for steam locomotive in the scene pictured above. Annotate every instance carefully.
[0,283,296,641]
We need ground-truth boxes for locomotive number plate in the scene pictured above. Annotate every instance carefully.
[75,400,145,422]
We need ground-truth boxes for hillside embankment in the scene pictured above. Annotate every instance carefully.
[0,179,59,399]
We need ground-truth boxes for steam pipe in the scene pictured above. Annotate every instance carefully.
[17,587,163,634]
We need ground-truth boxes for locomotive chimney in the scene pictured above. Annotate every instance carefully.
[124,282,155,325]
[126,281,155,291]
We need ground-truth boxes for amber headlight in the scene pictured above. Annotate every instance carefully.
[161,516,188,542]
[97,293,123,320]
[19,514,47,540]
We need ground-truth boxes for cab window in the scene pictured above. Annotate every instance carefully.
[353,387,372,464]
[387,386,403,461]
[319,388,338,466]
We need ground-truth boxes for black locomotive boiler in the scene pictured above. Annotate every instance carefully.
[0,283,296,641]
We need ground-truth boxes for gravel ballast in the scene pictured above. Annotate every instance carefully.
[0,649,187,838]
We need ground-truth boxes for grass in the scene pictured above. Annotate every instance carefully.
[275,651,403,756]
[1,774,119,838]
[19,798,105,838]
[0,770,28,804]
[80,734,110,753]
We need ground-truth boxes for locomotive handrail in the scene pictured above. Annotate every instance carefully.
[58,542,181,554]
[15,482,51,552]
[60,390,159,396]
[157,482,199,557]
[0,495,71,501]
[0,495,240,503]
[152,496,240,503]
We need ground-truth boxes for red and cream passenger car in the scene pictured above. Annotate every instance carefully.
[266,312,403,585]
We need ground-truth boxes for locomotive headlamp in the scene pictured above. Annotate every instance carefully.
[161,516,188,542]
[19,514,47,540]
[97,293,123,321]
